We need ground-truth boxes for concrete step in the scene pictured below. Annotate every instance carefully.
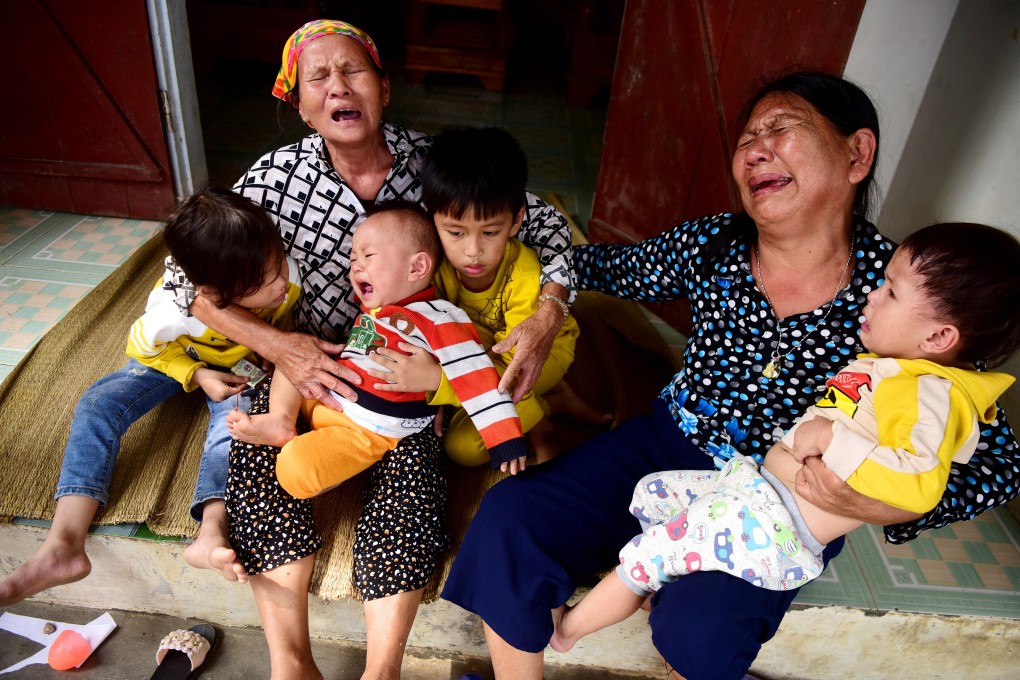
[1,600,662,679]
[3,523,1017,679]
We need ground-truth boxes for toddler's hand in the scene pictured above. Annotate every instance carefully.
[792,416,833,463]
[368,343,442,393]
[193,367,248,402]
[501,455,527,476]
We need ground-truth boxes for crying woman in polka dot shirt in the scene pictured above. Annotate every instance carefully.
[442,71,1018,680]
[575,209,1017,543]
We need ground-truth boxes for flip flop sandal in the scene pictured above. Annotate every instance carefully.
[151,624,217,679]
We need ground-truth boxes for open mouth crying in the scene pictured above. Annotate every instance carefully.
[332,109,361,122]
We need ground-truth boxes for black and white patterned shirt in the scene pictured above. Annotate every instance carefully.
[574,212,1019,543]
[171,124,574,341]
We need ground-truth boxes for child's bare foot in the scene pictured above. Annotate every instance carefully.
[226,409,295,447]
[549,604,576,653]
[184,501,248,583]
[0,541,92,607]
[183,539,248,584]
[528,417,565,464]
[544,382,613,426]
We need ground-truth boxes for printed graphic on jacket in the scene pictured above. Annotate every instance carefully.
[816,371,872,419]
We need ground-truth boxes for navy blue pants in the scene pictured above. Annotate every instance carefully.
[441,399,843,680]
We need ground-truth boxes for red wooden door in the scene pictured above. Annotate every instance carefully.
[589,0,866,333]
[0,0,175,220]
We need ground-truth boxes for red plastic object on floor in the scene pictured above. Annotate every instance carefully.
[48,630,92,670]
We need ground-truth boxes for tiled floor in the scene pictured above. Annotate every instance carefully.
[0,210,163,380]
[798,510,1020,616]
[2,66,1018,624]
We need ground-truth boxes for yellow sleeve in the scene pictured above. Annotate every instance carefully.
[125,280,206,390]
[127,337,206,390]
[428,371,462,408]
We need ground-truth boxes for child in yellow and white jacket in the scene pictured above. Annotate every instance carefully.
[0,187,299,609]
[127,259,298,388]
[780,354,1011,515]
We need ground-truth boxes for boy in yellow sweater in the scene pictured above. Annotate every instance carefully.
[0,187,300,607]
[422,126,608,471]
[551,222,1020,651]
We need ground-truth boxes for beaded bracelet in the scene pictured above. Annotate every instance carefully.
[538,293,570,322]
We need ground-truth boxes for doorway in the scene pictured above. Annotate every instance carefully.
[183,0,621,231]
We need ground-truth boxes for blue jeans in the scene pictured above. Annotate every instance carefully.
[56,359,249,522]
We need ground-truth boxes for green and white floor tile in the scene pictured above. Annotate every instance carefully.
[0,210,163,380]
[800,508,1020,616]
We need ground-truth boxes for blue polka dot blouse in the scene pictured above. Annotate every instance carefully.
[574,213,1018,544]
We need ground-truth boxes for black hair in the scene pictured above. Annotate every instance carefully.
[162,187,284,308]
[900,222,1020,368]
[363,199,442,265]
[739,70,881,219]
[420,126,528,221]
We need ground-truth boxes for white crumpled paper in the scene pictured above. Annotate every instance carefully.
[0,611,117,674]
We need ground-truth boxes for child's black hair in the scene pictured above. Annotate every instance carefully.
[900,222,1020,368]
[364,199,442,266]
[162,187,284,308]
[420,126,528,221]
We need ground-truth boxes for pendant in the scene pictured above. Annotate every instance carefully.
[762,359,780,379]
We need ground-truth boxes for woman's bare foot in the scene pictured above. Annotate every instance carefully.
[544,382,613,426]
[226,409,295,447]
[184,501,248,583]
[0,540,92,607]
[548,603,576,653]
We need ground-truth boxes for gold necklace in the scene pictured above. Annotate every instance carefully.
[755,237,855,379]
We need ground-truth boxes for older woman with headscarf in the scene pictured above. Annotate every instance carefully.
[175,20,576,680]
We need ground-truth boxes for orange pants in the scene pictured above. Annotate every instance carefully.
[276,400,401,500]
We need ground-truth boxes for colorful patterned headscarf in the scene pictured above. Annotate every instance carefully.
[272,20,382,105]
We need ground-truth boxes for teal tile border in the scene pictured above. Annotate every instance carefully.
[10,517,185,542]
[851,511,1020,617]
[0,211,75,265]
[0,208,52,264]
[0,265,106,288]
[3,215,161,277]
[91,523,146,538]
